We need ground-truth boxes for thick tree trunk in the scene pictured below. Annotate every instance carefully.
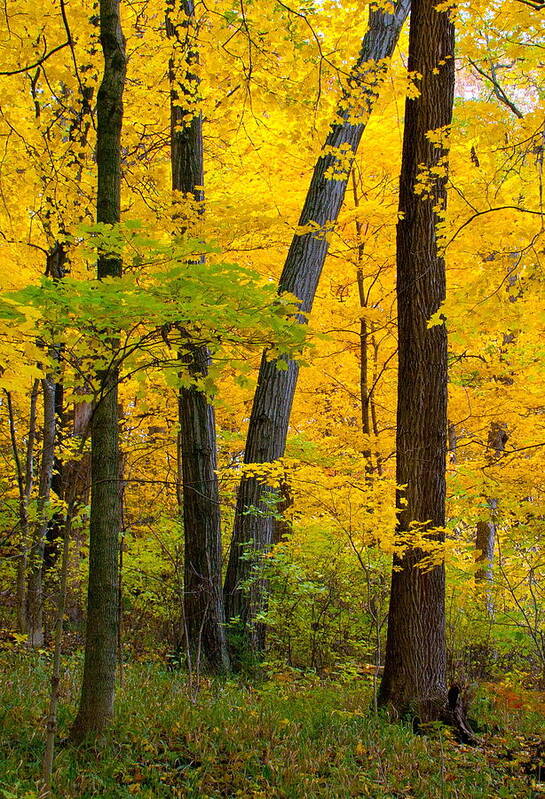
[223,0,410,652]
[178,355,229,672]
[71,0,126,741]
[167,0,229,672]
[378,0,455,722]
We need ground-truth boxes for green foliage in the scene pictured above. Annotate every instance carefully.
[121,517,184,654]
[2,652,545,798]
[0,223,310,397]
[258,533,389,673]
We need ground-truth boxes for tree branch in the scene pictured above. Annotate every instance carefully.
[0,39,70,77]
[468,58,524,119]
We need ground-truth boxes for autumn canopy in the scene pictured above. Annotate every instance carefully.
[1,0,545,791]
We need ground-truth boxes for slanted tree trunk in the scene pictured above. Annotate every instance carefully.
[167,0,229,672]
[70,0,126,741]
[378,0,455,723]
[223,0,410,654]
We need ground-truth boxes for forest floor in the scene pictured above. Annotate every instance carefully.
[2,648,545,798]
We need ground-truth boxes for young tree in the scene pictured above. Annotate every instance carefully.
[26,246,68,647]
[167,0,229,672]
[25,374,56,647]
[223,0,411,654]
[71,0,126,740]
[4,383,38,633]
[378,0,455,722]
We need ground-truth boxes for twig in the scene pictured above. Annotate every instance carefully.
[0,39,70,76]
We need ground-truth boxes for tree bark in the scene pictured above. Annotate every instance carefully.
[25,245,67,645]
[26,374,56,647]
[71,0,126,741]
[167,0,229,672]
[42,501,73,792]
[42,381,65,574]
[351,169,375,473]
[378,0,455,722]
[223,0,410,653]
[5,385,37,634]
[475,422,508,613]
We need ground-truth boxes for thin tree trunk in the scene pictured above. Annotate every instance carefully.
[26,246,67,646]
[378,0,455,723]
[167,0,229,672]
[448,421,457,463]
[42,502,73,793]
[369,331,383,475]
[475,514,496,583]
[223,0,410,653]
[475,422,508,613]
[42,381,65,574]
[351,169,374,471]
[26,374,56,647]
[5,385,38,633]
[70,0,126,741]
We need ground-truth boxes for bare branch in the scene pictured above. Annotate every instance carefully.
[0,39,70,77]
[468,58,524,119]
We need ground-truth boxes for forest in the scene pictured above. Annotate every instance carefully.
[1,0,545,796]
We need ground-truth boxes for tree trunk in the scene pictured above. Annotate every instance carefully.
[42,501,73,792]
[223,0,410,653]
[378,0,455,722]
[351,169,374,473]
[26,374,56,647]
[167,0,229,672]
[475,422,508,613]
[5,385,38,634]
[475,516,496,583]
[26,246,68,644]
[43,375,65,574]
[71,0,126,741]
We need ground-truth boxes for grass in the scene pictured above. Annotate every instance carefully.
[1,649,545,798]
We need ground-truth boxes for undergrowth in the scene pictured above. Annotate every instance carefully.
[2,651,545,798]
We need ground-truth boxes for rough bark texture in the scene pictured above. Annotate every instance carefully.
[178,354,229,672]
[378,0,455,722]
[71,0,126,740]
[475,515,496,583]
[223,0,410,652]
[167,0,229,672]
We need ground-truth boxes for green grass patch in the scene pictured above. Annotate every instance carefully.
[1,651,545,797]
